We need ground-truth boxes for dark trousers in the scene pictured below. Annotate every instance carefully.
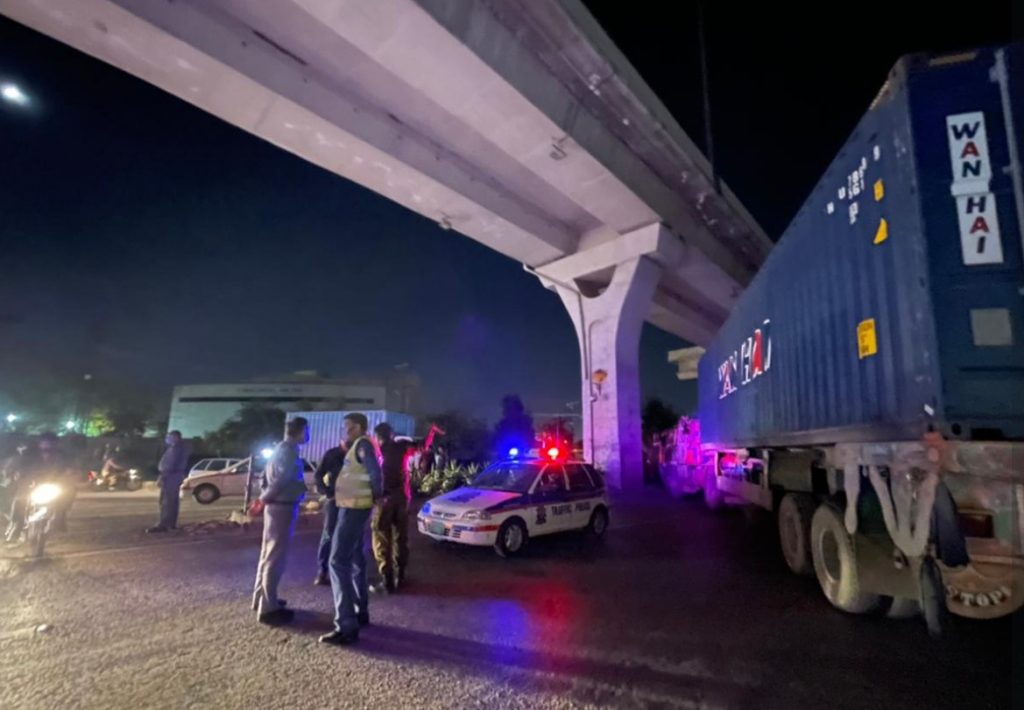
[372,495,409,581]
[329,506,371,633]
[158,475,184,529]
[318,499,339,576]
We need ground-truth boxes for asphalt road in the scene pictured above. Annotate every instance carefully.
[0,490,1019,709]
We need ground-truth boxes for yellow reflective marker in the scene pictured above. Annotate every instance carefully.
[874,179,885,201]
[858,319,878,359]
[874,218,889,245]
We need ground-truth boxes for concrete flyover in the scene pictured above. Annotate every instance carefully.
[0,0,772,487]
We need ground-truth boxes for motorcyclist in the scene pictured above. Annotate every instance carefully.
[4,433,75,541]
[99,446,130,489]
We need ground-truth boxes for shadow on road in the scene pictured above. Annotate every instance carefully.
[283,610,755,706]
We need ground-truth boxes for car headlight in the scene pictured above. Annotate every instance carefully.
[461,509,491,521]
[30,483,62,506]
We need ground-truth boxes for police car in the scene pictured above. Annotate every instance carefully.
[416,448,609,557]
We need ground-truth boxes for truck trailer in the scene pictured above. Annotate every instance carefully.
[693,44,1023,634]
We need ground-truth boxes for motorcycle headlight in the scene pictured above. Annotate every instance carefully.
[30,483,62,506]
[461,509,491,521]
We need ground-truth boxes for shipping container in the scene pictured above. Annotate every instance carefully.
[699,44,1024,449]
[285,410,416,465]
[688,46,1024,632]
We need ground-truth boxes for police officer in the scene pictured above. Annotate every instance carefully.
[252,417,310,624]
[146,431,189,533]
[319,413,381,646]
[369,422,440,593]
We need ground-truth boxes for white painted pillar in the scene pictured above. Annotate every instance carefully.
[553,256,661,489]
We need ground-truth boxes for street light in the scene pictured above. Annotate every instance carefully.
[1,83,29,107]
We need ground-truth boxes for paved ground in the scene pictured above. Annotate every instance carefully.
[0,490,1019,709]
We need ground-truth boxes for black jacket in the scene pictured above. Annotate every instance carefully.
[314,447,345,497]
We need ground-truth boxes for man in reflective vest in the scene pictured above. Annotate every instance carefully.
[319,412,382,646]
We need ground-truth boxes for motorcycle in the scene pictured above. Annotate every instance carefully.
[23,481,64,558]
[88,465,143,492]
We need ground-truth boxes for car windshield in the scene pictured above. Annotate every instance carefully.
[471,462,540,493]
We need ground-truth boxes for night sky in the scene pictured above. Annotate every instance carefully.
[0,3,1015,424]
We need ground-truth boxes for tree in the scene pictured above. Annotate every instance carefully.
[420,411,490,464]
[642,399,680,439]
[81,409,116,438]
[105,407,151,437]
[493,395,534,456]
[203,404,285,455]
[538,417,574,449]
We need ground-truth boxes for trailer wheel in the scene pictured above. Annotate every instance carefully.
[811,504,881,614]
[778,493,816,576]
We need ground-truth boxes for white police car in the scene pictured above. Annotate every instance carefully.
[416,451,609,557]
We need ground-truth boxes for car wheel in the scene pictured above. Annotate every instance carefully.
[587,507,609,539]
[193,484,220,505]
[494,518,528,558]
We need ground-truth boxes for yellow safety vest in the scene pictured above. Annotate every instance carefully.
[335,437,374,509]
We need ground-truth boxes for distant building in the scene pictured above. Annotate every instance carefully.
[167,370,419,439]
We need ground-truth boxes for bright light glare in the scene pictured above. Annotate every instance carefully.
[547,447,560,459]
[30,483,62,506]
[5,414,15,424]
[260,447,275,460]
[508,447,520,457]
[1,83,29,106]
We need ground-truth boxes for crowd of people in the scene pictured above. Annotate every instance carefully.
[2,414,436,647]
[252,413,441,646]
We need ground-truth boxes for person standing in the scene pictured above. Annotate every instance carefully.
[146,431,189,534]
[252,417,309,624]
[312,437,347,586]
[370,422,441,593]
[319,413,381,646]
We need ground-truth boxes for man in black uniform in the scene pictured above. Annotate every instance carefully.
[312,437,347,586]
[370,422,441,593]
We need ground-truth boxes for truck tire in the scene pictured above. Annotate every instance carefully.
[778,493,816,576]
[811,503,881,614]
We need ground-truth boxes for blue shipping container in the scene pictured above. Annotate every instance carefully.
[285,410,416,465]
[699,45,1024,448]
